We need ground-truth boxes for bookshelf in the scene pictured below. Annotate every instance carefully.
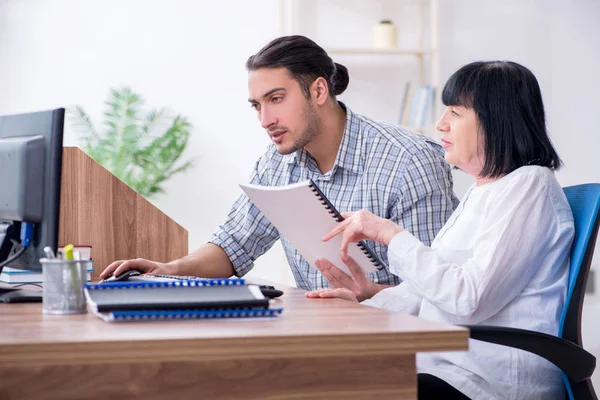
[277,0,440,137]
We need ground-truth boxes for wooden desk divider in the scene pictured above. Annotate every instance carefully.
[58,147,188,279]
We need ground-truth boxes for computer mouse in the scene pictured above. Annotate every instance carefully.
[256,285,284,299]
[102,270,142,283]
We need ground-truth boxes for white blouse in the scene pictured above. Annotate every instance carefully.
[363,166,574,399]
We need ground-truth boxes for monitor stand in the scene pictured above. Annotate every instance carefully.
[0,287,42,303]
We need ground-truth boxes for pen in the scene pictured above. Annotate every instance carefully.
[62,244,82,306]
[43,246,57,259]
[64,244,74,261]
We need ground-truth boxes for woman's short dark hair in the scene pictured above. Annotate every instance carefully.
[246,35,349,99]
[442,61,562,177]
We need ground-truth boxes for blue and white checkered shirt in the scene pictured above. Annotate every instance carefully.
[210,104,458,291]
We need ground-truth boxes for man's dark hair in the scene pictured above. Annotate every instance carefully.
[246,35,349,99]
[442,61,562,178]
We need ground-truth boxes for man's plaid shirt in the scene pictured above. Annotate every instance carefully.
[210,104,458,290]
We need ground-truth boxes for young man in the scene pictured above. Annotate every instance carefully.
[100,35,458,290]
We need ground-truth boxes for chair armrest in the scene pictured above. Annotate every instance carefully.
[461,325,596,383]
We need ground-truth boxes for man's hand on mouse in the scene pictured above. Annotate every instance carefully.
[102,270,142,282]
[99,258,171,280]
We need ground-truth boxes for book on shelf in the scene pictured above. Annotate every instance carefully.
[399,81,413,126]
[428,86,437,127]
[400,83,436,132]
[239,180,384,276]
[85,279,280,322]
[413,85,431,127]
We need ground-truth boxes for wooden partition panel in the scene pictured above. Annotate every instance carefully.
[58,147,188,278]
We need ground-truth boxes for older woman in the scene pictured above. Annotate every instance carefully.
[306,61,573,400]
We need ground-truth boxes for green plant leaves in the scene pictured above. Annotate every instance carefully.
[69,87,194,198]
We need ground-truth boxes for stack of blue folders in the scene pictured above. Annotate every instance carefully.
[84,278,282,322]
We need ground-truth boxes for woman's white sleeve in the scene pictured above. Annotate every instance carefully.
[387,172,570,322]
[361,281,422,315]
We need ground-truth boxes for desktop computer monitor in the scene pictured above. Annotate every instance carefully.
[0,108,64,301]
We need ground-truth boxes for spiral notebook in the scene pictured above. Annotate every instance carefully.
[94,308,284,322]
[85,279,269,313]
[240,180,383,276]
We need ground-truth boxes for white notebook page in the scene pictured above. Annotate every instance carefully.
[240,181,379,276]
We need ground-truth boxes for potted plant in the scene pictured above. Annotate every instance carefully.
[69,87,194,198]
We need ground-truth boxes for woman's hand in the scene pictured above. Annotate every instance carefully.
[305,288,359,302]
[323,210,404,259]
[305,255,389,302]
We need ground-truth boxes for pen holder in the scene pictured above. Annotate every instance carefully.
[40,258,90,315]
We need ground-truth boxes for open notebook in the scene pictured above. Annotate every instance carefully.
[240,180,383,276]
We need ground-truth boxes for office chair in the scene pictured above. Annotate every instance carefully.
[465,184,600,400]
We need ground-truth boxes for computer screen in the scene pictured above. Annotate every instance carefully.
[0,108,64,275]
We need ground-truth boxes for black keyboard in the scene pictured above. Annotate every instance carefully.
[149,274,205,281]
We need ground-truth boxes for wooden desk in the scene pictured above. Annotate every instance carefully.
[0,283,468,399]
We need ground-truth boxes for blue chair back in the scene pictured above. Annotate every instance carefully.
[560,184,600,399]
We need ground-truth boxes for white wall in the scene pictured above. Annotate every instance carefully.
[1,0,599,267]
[0,0,296,285]
[2,0,600,386]
[438,0,600,197]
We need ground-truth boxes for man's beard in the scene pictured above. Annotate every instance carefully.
[278,101,322,155]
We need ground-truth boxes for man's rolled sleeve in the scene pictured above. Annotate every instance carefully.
[208,154,281,277]
[208,228,256,277]
[208,191,280,277]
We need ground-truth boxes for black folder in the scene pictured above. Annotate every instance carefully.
[85,282,269,312]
